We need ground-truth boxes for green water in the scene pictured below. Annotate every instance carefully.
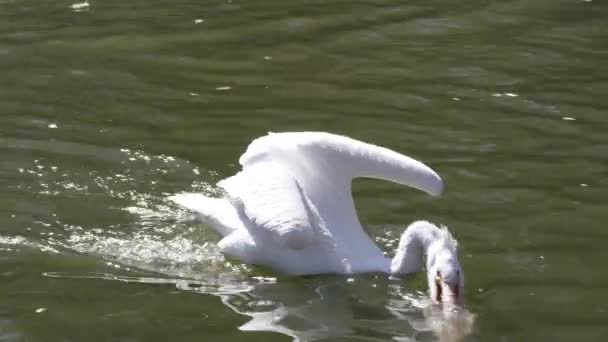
[2,0,607,341]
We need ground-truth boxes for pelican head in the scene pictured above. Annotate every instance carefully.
[391,221,465,306]
[426,235,464,305]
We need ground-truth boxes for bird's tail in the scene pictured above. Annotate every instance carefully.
[169,193,245,236]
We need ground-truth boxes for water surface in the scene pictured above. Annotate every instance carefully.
[1,0,607,341]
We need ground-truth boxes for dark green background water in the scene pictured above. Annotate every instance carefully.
[2,0,607,341]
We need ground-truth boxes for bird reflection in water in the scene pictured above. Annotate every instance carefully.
[179,275,476,342]
[388,293,476,342]
[44,270,474,341]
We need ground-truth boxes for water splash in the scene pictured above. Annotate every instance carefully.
[0,235,61,254]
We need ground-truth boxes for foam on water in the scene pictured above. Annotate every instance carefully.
[8,145,229,274]
[0,235,61,254]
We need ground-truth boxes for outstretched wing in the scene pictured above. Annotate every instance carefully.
[218,132,443,251]
[239,132,443,197]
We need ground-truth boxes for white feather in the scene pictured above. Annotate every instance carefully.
[218,160,316,250]
[168,193,244,236]
[170,132,450,276]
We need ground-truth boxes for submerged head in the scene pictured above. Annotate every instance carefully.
[426,230,464,306]
[391,221,465,306]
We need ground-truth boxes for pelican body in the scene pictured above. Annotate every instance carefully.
[170,132,464,304]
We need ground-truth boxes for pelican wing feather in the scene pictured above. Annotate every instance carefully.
[170,132,444,275]
[217,132,443,252]
[218,161,318,250]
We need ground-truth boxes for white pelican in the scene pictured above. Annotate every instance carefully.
[170,132,464,304]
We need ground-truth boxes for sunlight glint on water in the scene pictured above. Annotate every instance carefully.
[1,0,607,341]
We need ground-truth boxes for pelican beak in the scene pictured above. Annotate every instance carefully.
[434,273,443,303]
[441,283,460,304]
[434,273,462,305]
[441,283,464,306]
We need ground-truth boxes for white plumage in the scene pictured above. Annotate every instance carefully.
[170,132,463,304]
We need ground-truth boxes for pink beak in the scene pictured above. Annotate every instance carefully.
[440,283,462,305]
